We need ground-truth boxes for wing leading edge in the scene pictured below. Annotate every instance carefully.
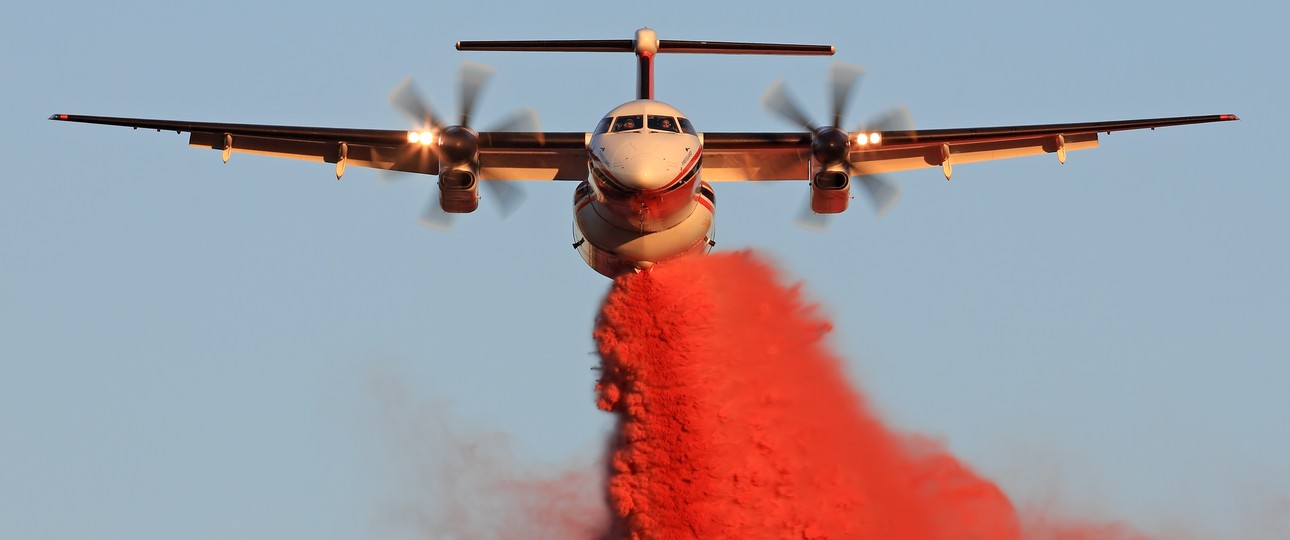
[48,114,589,181]
[700,114,1238,181]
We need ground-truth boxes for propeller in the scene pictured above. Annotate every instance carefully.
[386,62,539,229]
[760,63,911,229]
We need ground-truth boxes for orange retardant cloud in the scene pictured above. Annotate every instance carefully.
[593,251,1149,540]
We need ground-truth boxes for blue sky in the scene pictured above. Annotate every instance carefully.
[3,1,1286,538]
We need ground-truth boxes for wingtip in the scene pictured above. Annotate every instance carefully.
[1221,114,1240,121]
[49,113,68,121]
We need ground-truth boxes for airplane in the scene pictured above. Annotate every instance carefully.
[50,28,1237,278]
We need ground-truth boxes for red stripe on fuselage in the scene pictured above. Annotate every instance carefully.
[696,192,714,213]
[668,149,702,186]
[588,152,631,194]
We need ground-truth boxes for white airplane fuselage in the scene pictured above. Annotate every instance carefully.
[573,99,716,278]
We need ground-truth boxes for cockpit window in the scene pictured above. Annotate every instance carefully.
[594,117,612,135]
[678,117,697,135]
[611,115,643,132]
[648,115,679,133]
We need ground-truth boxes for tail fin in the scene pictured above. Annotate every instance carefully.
[456,28,834,100]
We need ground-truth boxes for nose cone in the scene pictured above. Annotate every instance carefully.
[612,152,679,191]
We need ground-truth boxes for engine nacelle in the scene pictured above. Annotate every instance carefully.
[438,167,480,214]
[810,169,850,214]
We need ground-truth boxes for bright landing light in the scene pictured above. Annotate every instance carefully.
[854,132,882,146]
[406,131,435,145]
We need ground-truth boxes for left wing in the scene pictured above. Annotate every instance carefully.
[48,114,589,181]
[699,114,1238,181]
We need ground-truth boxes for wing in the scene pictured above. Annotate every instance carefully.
[699,114,1238,181]
[47,114,588,181]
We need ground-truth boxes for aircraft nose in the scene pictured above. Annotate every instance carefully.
[612,153,678,191]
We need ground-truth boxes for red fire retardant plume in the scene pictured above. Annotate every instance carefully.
[593,252,1149,540]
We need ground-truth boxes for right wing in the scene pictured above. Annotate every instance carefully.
[48,114,589,181]
[699,114,1238,181]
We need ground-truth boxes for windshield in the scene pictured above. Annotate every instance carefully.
[678,117,697,135]
[594,117,612,135]
[648,115,679,133]
[611,115,643,132]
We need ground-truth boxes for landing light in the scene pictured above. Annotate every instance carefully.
[854,132,882,146]
[407,131,436,145]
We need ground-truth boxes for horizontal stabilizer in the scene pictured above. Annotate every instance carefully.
[457,38,833,56]
[457,39,635,53]
[457,29,833,101]
[657,40,833,55]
